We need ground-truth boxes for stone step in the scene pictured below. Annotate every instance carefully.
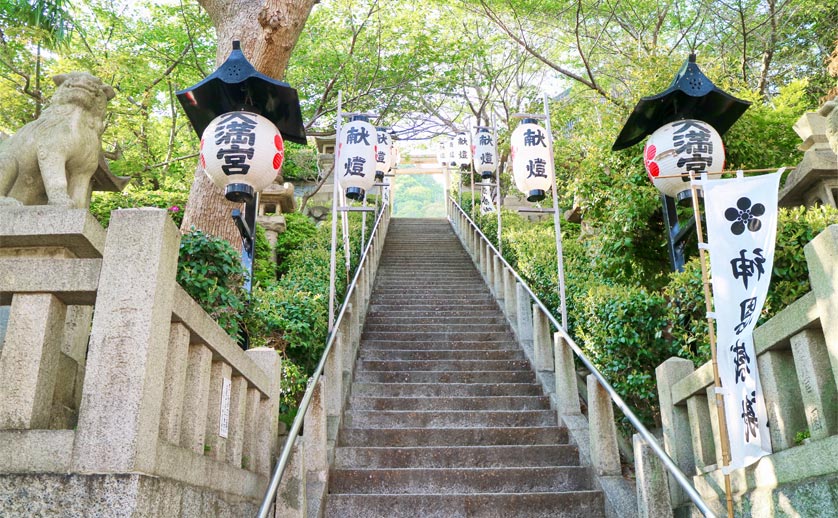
[360,331,514,343]
[359,339,518,351]
[359,348,524,361]
[353,370,535,384]
[324,492,606,518]
[363,323,507,333]
[368,303,500,313]
[338,426,567,447]
[369,296,498,306]
[364,315,502,326]
[328,467,592,494]
[344,409,556,428]
[350,382,543,398]
[348,395,549,411]
[333,444,579,468]
[358,359,530,372]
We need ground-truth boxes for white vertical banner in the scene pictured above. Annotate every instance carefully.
[480,185,496,214]
[702,172,781,470]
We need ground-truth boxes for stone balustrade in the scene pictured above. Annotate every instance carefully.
[0,207,282,516]
[450,199,647,518]
[656,224,838,516]
[274,206,390,517]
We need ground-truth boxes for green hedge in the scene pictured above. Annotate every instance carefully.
[89,189,188,227]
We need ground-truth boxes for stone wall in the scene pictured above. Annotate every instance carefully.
[656,225,838,517]
[0,207,282,517]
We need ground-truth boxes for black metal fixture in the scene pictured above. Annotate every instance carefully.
[612,54,750,271]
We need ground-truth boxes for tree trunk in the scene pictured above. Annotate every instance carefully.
[180,0,317,245]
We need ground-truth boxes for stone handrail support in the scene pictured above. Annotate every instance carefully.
[656,224,838,515]
[0,207,282,505]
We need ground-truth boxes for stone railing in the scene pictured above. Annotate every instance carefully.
[449,198,711,518]
[0,207,281,516]
[656,224,838,517]
[268,203,390,518]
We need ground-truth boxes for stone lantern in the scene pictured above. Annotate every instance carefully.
[778,104,838,208]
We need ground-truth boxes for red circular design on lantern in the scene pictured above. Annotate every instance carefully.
[274,134,284,151]
[200,138,204,151]
[200,154,206,169]
[648,161,660,178]
[644,144,656,163]
[273,153,282,170]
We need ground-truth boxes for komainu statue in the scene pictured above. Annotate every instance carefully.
[0,72,118,209]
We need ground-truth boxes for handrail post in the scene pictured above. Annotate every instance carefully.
[634,434,675,518]
[656,358,697,508]
[304,377,328,484]
[492,255,504,304]
[554,333,581,416]
[503,268,517,333]
[532,305,554,372]
[587,374,621,476]
[516,284,534,347]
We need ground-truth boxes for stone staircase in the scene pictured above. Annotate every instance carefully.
[324,218,605,517]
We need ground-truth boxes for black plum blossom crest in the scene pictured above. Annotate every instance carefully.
[725,197,765,235]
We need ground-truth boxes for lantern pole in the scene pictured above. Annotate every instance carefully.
[360,192,367,261]
[492,116,502,254]
[469,125,475,214]
[542,93,568,331]
[689,171,736,518]
[340,188,351,282]
[328,92,344,331]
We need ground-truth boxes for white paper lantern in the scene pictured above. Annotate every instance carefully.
[375,127,392,181]
[454,131,471,170]
[338,118,377,200]
[447,137,456,165]
[391,144,401,169]
[200,111,284,202]
[643,119,725,198]
[436,140,449,168]
[472,127,498,179]
[510,120,553,201]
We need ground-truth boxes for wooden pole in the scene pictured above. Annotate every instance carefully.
[543,93,568,331]
[688,171,735,518]
[328,92,343,331]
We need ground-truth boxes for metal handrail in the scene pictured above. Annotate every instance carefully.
[256,202,389,518]
[449,198,716,518]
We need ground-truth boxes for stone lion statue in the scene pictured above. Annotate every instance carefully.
[0,72,115,209]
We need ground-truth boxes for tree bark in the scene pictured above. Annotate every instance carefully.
[180,0,317,245]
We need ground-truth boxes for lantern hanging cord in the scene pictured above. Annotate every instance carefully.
[652,166,794,180]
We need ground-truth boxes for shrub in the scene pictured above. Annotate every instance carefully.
[177,229,246,338]
[573,284,676,427]
[279,358,309,427]
[90,189,188,227]
[252,224,276,288]
[274,212,317,275]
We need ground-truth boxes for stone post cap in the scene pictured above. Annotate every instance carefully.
[0,206,106,257]
[794,109,832,151]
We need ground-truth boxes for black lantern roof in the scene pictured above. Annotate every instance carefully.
[176,41,307,145]
[611,54,750,151]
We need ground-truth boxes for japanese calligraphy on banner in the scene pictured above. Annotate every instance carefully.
[480,185,496,214]
[702,172,781,470]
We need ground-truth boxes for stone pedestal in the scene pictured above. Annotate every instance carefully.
[779,105,838,208]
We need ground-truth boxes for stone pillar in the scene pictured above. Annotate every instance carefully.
[758,349,806,451]
[159,323,190,444]
[655,357,696,506]
[634,434,674,518]
[804,226,838,388]
[247,347,282,476]
[686,394,715,473]
[554,334,580,416]
[304,377,328,482]
[705,386,724,468]
[532,305,554,372]
[180,344,212,454]
[275,441,307,518]
[516,283,533,347]
[73,209,179,474]
[241,387,261,471]
[0,293,66,429]
[791,328,838,440]
[493,256,504,304]
[503,268,517,330]
[205,361,233,461]
[587,375,621,476]
[225,375,249,468]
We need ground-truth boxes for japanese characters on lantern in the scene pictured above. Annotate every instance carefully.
[375,127,392,181]
[338,118,377,200]
[454,131,471,170]
[643,119,725,198]
[437,140,449,168]
[510,119,553,201]
[473,127,498,179]
[200,111,284,201]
